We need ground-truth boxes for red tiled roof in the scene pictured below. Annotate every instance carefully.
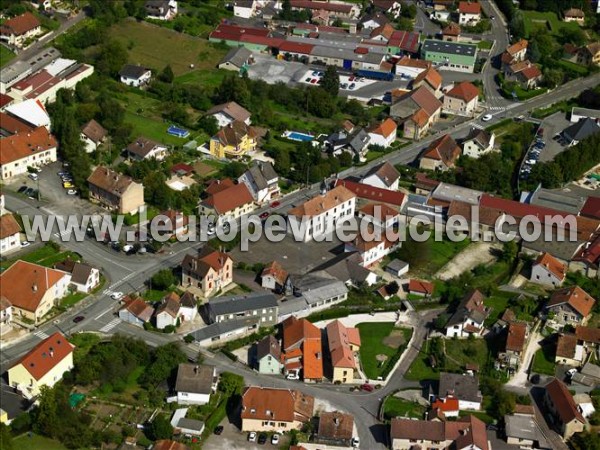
[422,134,461,166]
[409,279,434,295]
[368,118,397,138]
[0,12,40,36]
[431,396,459,411]
[290,0,352,13]
[575,325,600,345]
[302,337,324,380]
[0,93,14,108]
[507,39,528,56]
[203,181,254,215]
[14,332,74,381]
[505,322,527,353]
[580,196,600,219]
[556,333,577,358]
[282,316,320,351]
[414,67,442,90]
[333,179,406,207]
[0,112,34,134]
[459,1,481,14]
[278,41,314,54]
[534,252,567,281]
[545,378,585,424]
[0,213,21,239]
[327,320,358,369]
[0,127,57,165]
[241,387,314,423]
[388,30,420,53]
[547,286,596,317]
[446,81,479,102]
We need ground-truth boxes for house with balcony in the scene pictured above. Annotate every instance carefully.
[209,121,258,159]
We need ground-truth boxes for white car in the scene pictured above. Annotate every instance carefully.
[67,189,78,195]
[271,434,280,445]
[286,372,300,380]
[248,432,257,442]
[352,437,360,448]
[567,368,577,377]
[481,114,493,122]
[28,173,39,181]
[110,292,124,300]
[20,241,31,248]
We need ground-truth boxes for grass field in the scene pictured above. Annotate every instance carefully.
[14,434,67,450]
[109,20,228,76]
[383,396,427,420]
[483,292,513,326]
[175,68,228,88]
[522,11,581,38]
[477,40,493,50]
[1,244,81,270]
[357,322,412,380]
[0,45,15,67]
[532,343,556,376]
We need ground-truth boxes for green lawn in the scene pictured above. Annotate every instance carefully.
[477,40,493,50]
[175,68,228,88]
[357,322,413,380]
[532,344,556,376]
[13,434,67,450]
[522,11,581,38]
[0,45,15,67]
[1,244,81,270]
[383,396,427,420]
[143,289,170,302]
[483,292,513,326]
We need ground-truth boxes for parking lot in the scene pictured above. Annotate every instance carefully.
[246,54,308,85]
[202,414,290,450]
[537,112,571,163]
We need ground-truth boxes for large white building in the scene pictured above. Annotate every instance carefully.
[0,126,57,180]
[287,185,356,242]
[0,213,21,255]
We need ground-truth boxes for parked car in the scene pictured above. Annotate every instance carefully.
[67,189,78,195]
[73,315,84,323]
[349,76,355,81]
[248,432,257,442]
[481,114,493,122]
[18,186,27,193]
[214,426,224,435]
[110,292,124,300]
[270,201,280,208]
[361,383,374,392]
[20,241,31,248]
[286,372,299,380]
[271,434,280,445]
[259,212,270,220]
[28,173,39,181]
[311,70,319,76]
[352,437,360,448]
[305,77,312,82]
[310,78,318,84]
[258,433,267,445]
[63,181,74,189]
[349,83,356,90]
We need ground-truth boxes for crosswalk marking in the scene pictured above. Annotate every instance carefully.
[34,330,49,340]
[99,318,121,333]
[487,106,506,111]
[471,123,485,130]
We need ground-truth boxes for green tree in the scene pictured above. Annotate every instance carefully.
[401,4,417,19]
[0,423,13,450]
[95,40,128,77]
[320,65,339,97]
[34,386,59,437]
[543,68,564,89]
[147,415,173,440]
[141,343,187,387]
[396,17,414,31]
[528,40,541,63]
[509,12,526,40]
[197,115,219,136]
[150,269,177,290]
[219,372,244,396]
[570,430,600,450]
[501,240,519,264]
[159,65,175,83]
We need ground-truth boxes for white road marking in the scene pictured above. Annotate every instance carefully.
[99,318,121,333]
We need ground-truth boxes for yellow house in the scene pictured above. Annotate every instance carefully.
[209,121,257,158]
[8,332,75,399]
[0,408,8,424]
[326,320,361,384]
[241,387,314,432]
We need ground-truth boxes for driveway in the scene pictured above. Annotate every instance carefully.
[202,415,290,450]
[506,328,543,390]
[436,242,498,281]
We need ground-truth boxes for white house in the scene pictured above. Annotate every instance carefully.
[80,119,107,153]
[119,65,152,87]
[458,1,482,26]
[443,81,479,117]
[0,213,21,255]
[367,118,397,148]
[372,0,402,19]
[233,0,256,18]
[174,363,217,405]
[118,297,154,327]
[287,185,356,242]
[386,259,409,277]
[145,0,178,20]
[437,372,483,411]
[126,136,168,161]
[356,203,400,230]
[0,12,42,48]
[345,235,396,267]
[178,292,197,322]
[0,126,57,181]
[531,252,567,288]
[360,161,401,191]
[206,101,251,128]
[69,263,100,293]
[444,290,490,338]
[155,292,181,330]
[462,128,495,159]
[238,161,280,204]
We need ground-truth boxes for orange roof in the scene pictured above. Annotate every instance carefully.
[203,181,254,215]
[347,327,361,347]
[368,118,397,138]
[261,260,289,286]
[575,326,600,345]
[534,252,567,281]
[431,396,459,412]
[153,440,190,450]
[302,338,324,380]
[446,81,479,102]
[14,332,74,381]
[0,261,68,313]
[409,279,434,295]
[284,348,303,360]
[506,39,528,56]
[443,22,461,36]
[0,12,40,36]
[0,112,34,135]
[282,316,321,351]
[411,108,430,127]
[505,322,527,353]
[327,320,359,369]
[359,202,399,220]
[547,286,596,318]
[0,127,57,165]
[422,134,461,166]
[414,67,442,90]
[241,387,314,423]
[459,1,481,14]
[396,56,431,69]
[0,213,21,239]
[288,185,355,218]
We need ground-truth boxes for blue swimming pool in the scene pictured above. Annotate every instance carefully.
[287,131,314,142]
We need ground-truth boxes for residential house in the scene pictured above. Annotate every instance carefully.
[411,67,443,98]
[546,286,596,326]
[462,128,495,158]
[240,387,314,432]
[0,12,42,47]
[87,166,145,214]
[178,292,197,322]
[443,81,479,117]
[390,415,489,450]
[576,42,600,67]
[238,161,279,203]
[442,22,461,42]
[408,279,434,297]
[1,297,13,327]
[372,0,402,19]
[261,260,291,294]
[386,259,409,277]
[80,119,107,153]
[345,128,371,160]
[333,179,407,210]
[531,252,567,288]
[0,261,70,324]
[234,0,257,18]
[327,320,361,384]
[0,126,57,180]
[390,86,443,140]
[555,333,585,367]
[437,372,483,410]
[360,12,390,29]
[281,315,324,382]
[575,325,600,349]
[315,411,355,447]
[311,252,379,287]
[367,118,397,148]
[210,121,257,158]
[158,209,190,239]
[118,297,154,327]
[119,65,152,87]
[198,178,255,226]
[174,363,216,405]
[430,395,460,418]
[504,60,543,89]
[155,292,181,329]
[501,39,528,67]
[218,47,253,72]
[504,408,548,449]
[543,378,586,439]
[289,0,360,18]
[394,56,431,79]
[458,1,481,26]
[419,134,461,171]
[206,101,251,128]
[287,185,356,242]
[255,335,283,375]
[0,213,21,254]
[498,321,529,370]
[69,263,100,293]
[126,136,168,161]
[564,8,585,25]
[145,0,178,20]
[8,332,74,399]
[360,161,401,191]
[370,24,396,42]
[444,290,490,338]
[415,172,441,195]
[206,292,278,327]
[181,249,233,298]
[357,202,400,229]
[562,118,600,146]
[344,232,398,267]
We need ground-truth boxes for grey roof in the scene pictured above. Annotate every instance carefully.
[1,47,60,86]
[528,187,588,215]
[119,64,150,80]
[522,237,583,262]
[438,372,482,403]
[256,335,281,361]
[347,128,370,154]
[312,252,372,285]
[294,271,348,306]
[175,363,215,395]
[563,118,600,142]
[208,292,278,317]
[277,296,309,317]
[581,362,600,379]
[431,182,482,206]
[571,372,598,387]
[464,128,492,150]
[176,417,205,432]
[310,45,385,65]
[245,162,278,191]
[386,259,409,273]
[505,414,542,442]
[422,39,478,57]
[288,35,388,55]
[189,317,260,342]
[571,107,600,121]
[70,263,94,285]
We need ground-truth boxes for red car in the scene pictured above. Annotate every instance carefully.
[310,78,318,84]
[259,212,270,219]
[270,201,281,208]
[361,383,374,392]
[349,76,355,81]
